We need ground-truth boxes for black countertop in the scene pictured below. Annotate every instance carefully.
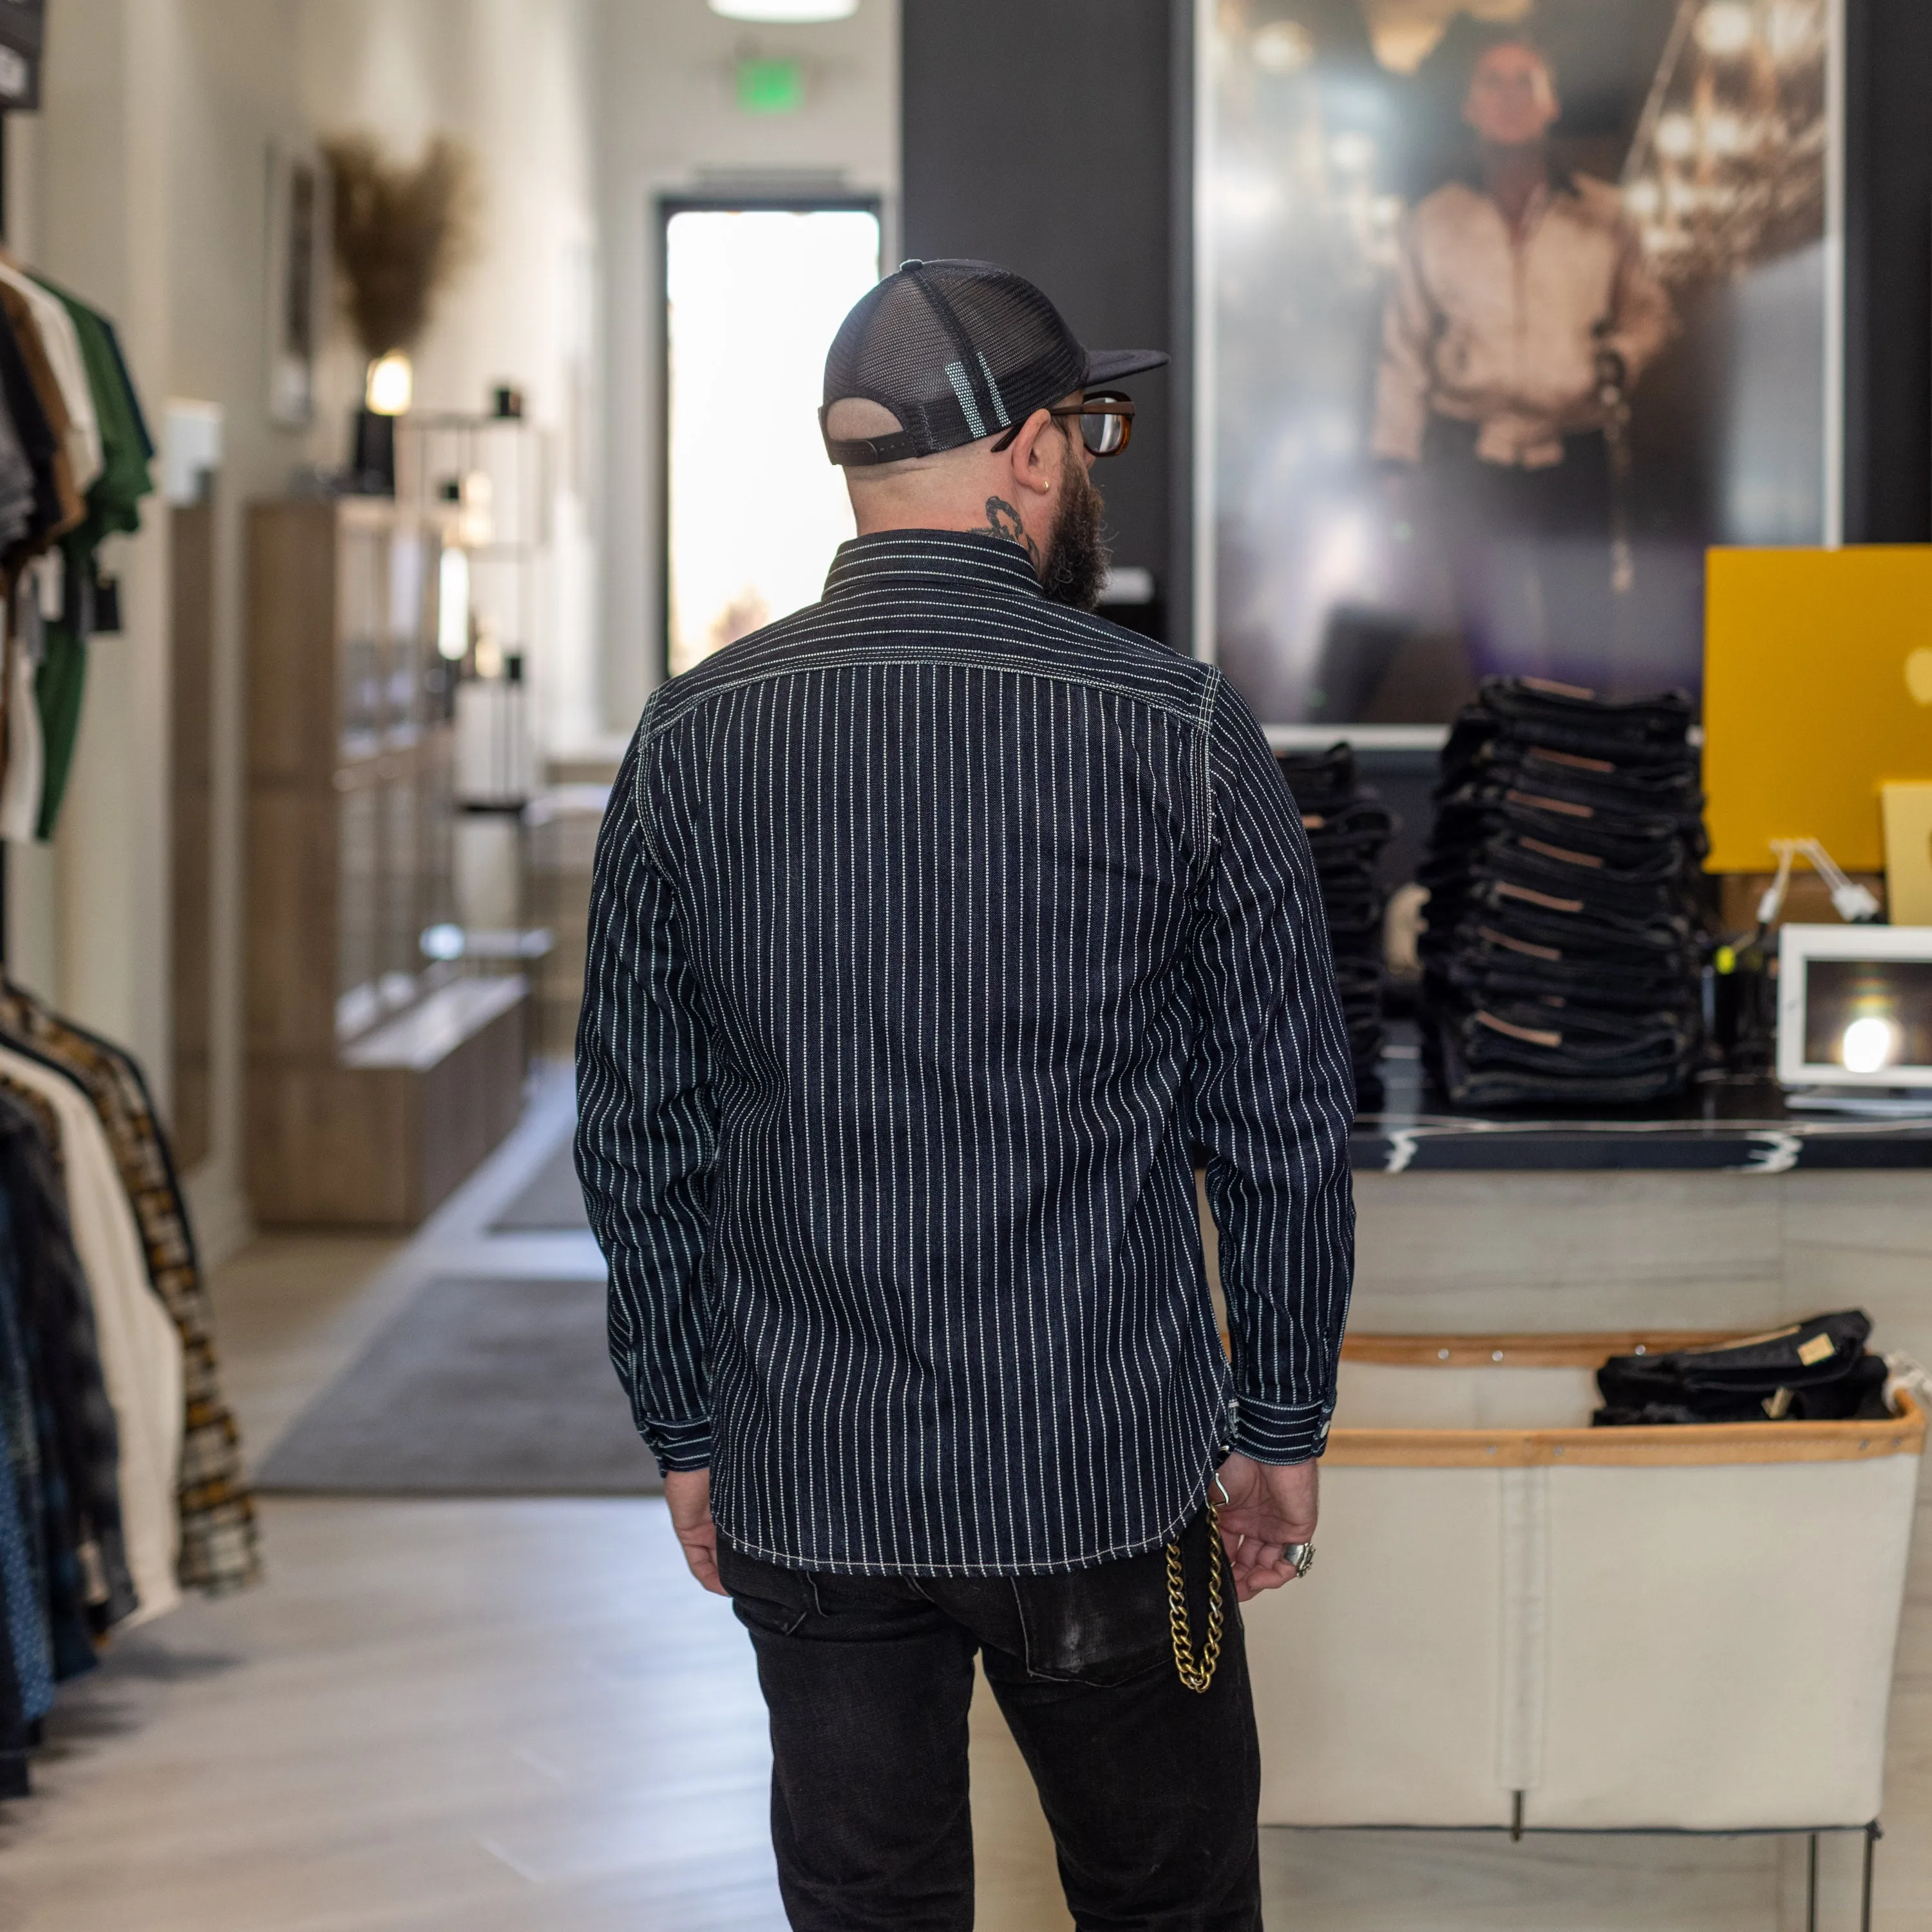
[1353,1034,1932,1175]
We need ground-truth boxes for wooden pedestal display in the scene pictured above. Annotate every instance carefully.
[245,497,530,1227]
[245,978,527,1227]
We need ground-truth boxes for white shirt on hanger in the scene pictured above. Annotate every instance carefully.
[0,605,43,840]
[0,1041,184,1626]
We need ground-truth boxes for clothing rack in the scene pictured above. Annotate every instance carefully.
[1,97,12,972]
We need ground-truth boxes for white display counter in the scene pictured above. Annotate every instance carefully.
[1246,1336,1924,1839]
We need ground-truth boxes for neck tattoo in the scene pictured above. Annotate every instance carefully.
[984,496,1041,570]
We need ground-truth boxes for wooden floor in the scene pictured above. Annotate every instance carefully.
[0,1081,1924,1928]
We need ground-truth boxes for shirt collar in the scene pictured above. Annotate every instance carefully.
[823,528,1044,601]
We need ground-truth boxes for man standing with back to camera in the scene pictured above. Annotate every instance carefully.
[578,259,1355,1929]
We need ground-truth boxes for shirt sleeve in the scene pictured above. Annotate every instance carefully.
[1186,677,1357,1464]
[1601,223,1676,386]
[574,716,718,1475]
[1368,217,1435,465]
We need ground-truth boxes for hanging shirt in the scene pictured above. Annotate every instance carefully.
[0,289,82,542]
[0,985,259,1595]
[34,284,152,538]
[28,281,156,842]
[0,1085,136,1661]
[0,592,43,842]
[0,305,68,564]
[0,380,36,554]
[0,1043,184,1627]
[0,1200,54,1725]
[0,262,101,495]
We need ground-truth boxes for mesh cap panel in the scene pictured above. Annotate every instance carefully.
[821,258,1162,466]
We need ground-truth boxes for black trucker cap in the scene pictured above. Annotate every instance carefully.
[821,258,1169,467]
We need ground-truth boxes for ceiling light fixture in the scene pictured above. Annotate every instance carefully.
[708,0,858,21]
[1693,2,1757,58]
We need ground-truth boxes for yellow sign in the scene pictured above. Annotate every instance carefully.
[1703,547,1932,873]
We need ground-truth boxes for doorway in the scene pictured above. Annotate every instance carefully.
[659,200,882,678]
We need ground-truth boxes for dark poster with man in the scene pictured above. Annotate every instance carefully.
[1200,0,1834,724]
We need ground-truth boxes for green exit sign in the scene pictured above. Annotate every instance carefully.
[737,58,804,115]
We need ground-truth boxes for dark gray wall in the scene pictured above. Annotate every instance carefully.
[901,0,1178,639]
[1844,0,1932,544]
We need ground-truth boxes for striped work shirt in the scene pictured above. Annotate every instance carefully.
[576,529,1355,1575]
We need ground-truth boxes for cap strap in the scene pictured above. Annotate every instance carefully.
[902,263,999,439]
[819,404,923,468]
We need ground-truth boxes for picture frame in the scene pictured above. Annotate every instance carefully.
[265,140,331,430]
[1194,0,1845,740]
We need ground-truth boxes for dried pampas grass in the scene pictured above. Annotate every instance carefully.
[323,132,480,359]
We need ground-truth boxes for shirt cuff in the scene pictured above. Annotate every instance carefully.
[1231,1394,1332,1465]
[644,1415,714,1476]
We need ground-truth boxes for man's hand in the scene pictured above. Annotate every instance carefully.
[1213,1452,1318,1603]
[663,1468,725,1595]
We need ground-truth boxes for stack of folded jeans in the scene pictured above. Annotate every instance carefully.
[1417,680,1705,1109]
[1278,744,1396,1108]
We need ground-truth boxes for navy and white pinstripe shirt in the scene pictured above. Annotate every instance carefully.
[576,530,1355,1575]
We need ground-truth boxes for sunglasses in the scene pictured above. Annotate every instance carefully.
[990,392,1135,459]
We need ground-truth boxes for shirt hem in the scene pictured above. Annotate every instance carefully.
[715,1456,1221,1578]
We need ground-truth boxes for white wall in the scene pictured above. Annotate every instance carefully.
[14,0,187,1215]
[296,0,602,752]
[3,0,897,1248]
[162,0,310,1255]
[10,0,605,1255]
[591,0,900,735]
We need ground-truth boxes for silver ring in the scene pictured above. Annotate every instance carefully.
[1283,1542,1315,1578]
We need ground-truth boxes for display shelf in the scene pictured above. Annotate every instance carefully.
[245,497,532,1226]
[1355,1029,1932,1173]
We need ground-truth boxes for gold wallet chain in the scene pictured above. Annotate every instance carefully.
[1166,1501,1226,1694]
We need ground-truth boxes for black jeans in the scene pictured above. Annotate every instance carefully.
[718,1511,1262,1932]
[1424,419,1620,683]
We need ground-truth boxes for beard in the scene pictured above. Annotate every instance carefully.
[1039,457,1111,612]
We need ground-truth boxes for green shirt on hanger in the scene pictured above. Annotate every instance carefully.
[28,279,154,840]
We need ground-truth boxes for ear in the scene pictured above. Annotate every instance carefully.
[1001,408,1063,498]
